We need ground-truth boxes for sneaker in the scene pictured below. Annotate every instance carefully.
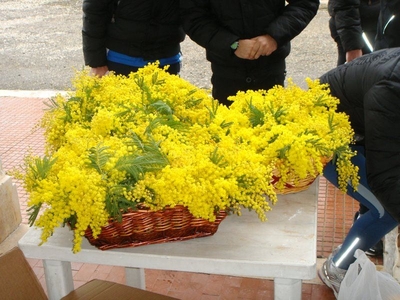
[318,250,347,298]
[365,239,383,257]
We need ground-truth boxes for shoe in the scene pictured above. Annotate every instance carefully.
[318,249,347,298]
[365,239,383,257]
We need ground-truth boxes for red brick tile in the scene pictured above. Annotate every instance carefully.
[105,266,125,283]
[71,261,84,271]
[310,284,336,300]
[73,280,87,290]
[148,277,173,295]
[73,263,99,282]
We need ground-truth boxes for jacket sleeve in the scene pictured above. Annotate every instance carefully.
[179,0,240,58]
[265,0,319,47]
[82,0,115,67]
[329,0,364,52]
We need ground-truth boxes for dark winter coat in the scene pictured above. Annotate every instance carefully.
[328,0,380,52]
[179,0,319,78]
[375,0,400,50]
[320,47,400,222]
[82,0,185,68]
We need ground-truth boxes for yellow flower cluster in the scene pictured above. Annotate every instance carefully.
[225,78,359,191]
[18,63,358,252]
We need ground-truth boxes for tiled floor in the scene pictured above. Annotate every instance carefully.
[0,94,383,299]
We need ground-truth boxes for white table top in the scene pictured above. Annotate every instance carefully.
[18,180,318,281]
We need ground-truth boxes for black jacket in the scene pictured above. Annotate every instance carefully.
[180,0,319,78]
[328,0,380,52]
[375,0,400,50]
[320,48,400,222]
[82,0,185,68]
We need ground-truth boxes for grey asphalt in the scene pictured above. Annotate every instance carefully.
[0,0,335,92]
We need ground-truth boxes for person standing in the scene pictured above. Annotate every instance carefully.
[328,0,380,65]
[82,0,185,77]
[179,0,319,106]
[317,47,400,297]
[375,0,400,50]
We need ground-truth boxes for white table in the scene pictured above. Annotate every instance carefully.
[18,180,318,300]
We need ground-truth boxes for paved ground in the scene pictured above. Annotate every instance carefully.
[0,0,335,91]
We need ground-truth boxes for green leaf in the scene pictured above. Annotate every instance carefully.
[205,100,219,124]
[26,156,57,226]
[43,97,61,111]
[116,133,169,181]
[145,116,187,134]
[248,100,264,127]
[278,145,291,159]
[151,72,165,86]
[220,120,233,129]
[149,100,173,115]
[267,102,286,124]
[87,144,111,175]
[328,113,338,133]
[27,204,42,226]
[116,153,168,181]
[28,156,57,182]
[210,147,228,168]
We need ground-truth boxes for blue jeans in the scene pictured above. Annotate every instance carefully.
[323,145,398,269]
[107,61,181,76]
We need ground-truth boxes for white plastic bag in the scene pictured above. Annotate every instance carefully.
[338,249,400,300]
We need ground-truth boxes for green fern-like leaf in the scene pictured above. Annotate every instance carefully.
[116,133,169,181]
[314,95,328,107]
[27,156,57,226]
[248,101,264,127]
[328,113,339,133]
[305,137,330,155]
[206,100,219,123]
[151,72,165,86]
[43,97,61,111]
[150,100,173,115]
[267,102,287,124]
[87,144,111,175]
[116,153,168,181]
[28,156,57,182]
[210,147,228,168]
[145,116,187,134]
[28,205,42,226]
[278,145,291,159]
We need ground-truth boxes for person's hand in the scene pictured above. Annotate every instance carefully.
[234,39,258,59]
[90,66,109,77]
[234,35,277,60]
[346,49,363,63]
[251,34,277,57]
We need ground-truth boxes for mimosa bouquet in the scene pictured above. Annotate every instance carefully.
[16,63,358,252]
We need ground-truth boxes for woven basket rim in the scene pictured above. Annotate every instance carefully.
[85,205,227,250]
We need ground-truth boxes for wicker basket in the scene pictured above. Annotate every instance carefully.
[84,205,227,250]
[271,156,332,194]
[271,173,319,194]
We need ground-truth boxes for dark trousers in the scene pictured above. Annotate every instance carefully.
[211,73,285,106]
[107,61,181,76]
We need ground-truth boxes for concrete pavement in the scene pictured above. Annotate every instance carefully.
[0,0,334,92]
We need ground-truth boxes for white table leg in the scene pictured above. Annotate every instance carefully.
[43,259,74,300]
[125,267,146,289]
[274,278,301,300]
